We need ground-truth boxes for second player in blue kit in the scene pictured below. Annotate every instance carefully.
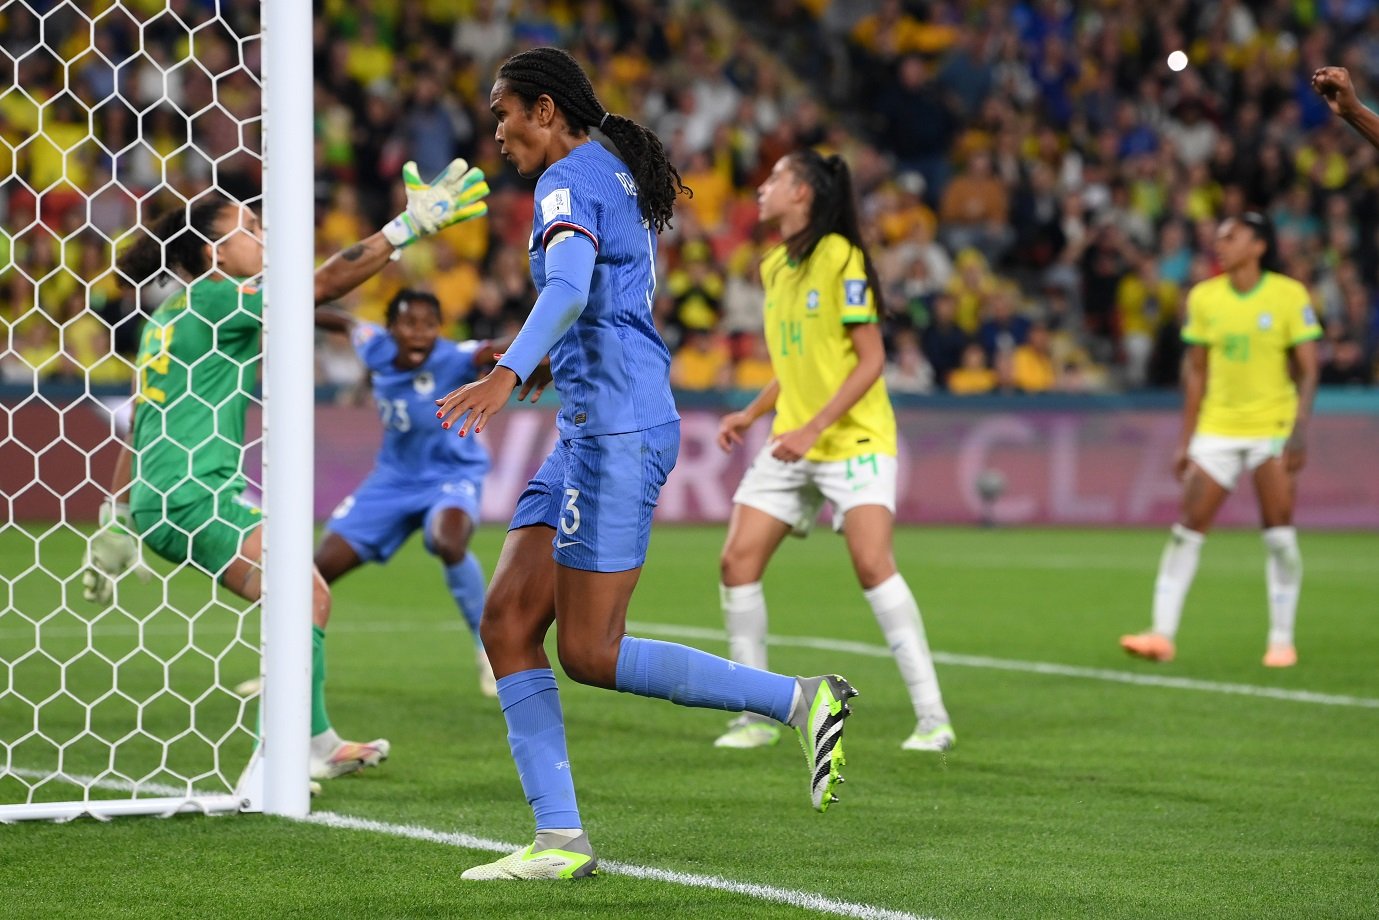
[315,290,497,695]
[435,47,857,881]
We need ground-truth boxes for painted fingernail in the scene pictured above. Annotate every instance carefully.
[442,422,450,429]
[436,410,443,417]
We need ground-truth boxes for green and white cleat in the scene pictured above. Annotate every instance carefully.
[714,715,782,748]
[461,831,598,881]
[902,718,956,752]
[789,674,857,813]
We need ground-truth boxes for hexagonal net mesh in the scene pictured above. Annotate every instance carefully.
[1,0,267,819]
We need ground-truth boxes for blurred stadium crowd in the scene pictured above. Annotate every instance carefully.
[2,0,1378,397]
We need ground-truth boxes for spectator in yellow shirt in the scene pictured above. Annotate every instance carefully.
[1010,321,1056,393]
[731,333,775,390]
[947,342,999,395]
[1116,255,1180,388]
[671,329,731,391]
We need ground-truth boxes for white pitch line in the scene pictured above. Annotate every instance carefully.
[307,811,933,920]
[625,622,1379,711]
[4,768,931,920]
[4,619,1377,710]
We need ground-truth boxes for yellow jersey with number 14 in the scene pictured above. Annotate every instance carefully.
[1181,271,1321,438]
[760,233,896,462]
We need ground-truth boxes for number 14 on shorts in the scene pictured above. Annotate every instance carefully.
[845,454,879,483]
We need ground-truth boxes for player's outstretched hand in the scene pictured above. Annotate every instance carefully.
[382,158,490,249]
[436,366,520,436]
[1312,66,1359,118]
[717,410,753,453]
[81,501,149,604]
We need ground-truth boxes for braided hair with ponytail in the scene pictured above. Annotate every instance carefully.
[780,149,886,315]
[116,195,234,287]
[495,47,689,233]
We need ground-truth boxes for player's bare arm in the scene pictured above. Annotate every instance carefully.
[314,235,396,303]
[1286,339,1320,473]
[313,305,355,333]
[1313,66,1379,149]
[1176,345,1208,481]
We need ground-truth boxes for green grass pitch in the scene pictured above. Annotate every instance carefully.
[3,524,1376,919]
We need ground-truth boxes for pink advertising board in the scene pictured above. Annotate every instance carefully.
[7,399,1377,529]
[309,404,1379,529]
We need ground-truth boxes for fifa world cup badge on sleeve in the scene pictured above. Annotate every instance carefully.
[541,188,572,224]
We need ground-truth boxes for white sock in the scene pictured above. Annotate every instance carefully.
[864,573,947,723]
[1262,526,1302,646]
[1151,524,1205,640]
[721,581,768,670]
[309,728,343,759]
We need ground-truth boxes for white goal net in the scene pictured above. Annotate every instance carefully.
[1,0,310,822]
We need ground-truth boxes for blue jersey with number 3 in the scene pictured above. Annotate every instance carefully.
[529,141,679,439]
[352,322,490,480]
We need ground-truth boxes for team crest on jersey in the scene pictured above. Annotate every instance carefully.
[413,371,435,396]
[1257,313,1273,331]
[541,187,572,224]
[844,279,867,306]
[806,290,820,310]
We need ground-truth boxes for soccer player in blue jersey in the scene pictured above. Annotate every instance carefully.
[313,290,501,696]
[435,47,857,882]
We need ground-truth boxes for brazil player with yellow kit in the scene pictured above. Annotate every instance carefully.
[1122,213,1320,668]
[85,159,489,782]
[715,149,955,753]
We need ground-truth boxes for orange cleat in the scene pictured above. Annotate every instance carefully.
[1262,644,1297,668]
[1119,632,1176,662]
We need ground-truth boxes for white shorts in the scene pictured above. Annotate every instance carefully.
[732,445,896,536]
[1188,433,1286,490]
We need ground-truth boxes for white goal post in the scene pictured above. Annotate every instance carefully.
[0,0,312,822]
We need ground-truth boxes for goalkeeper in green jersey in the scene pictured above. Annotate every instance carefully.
[85,160,489,782]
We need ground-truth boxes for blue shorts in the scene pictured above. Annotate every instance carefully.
[510,421,680,573]
[326,468,483,563]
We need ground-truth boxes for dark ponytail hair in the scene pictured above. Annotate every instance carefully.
[496,46,690,232]
[782,149,886,315]
[117,195,232,286]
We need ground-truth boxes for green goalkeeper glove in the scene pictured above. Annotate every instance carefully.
[81,501,148,604]
[381,158,490,249]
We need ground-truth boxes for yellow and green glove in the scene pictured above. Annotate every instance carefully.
[382,158,490,248]
[81,501,149,604]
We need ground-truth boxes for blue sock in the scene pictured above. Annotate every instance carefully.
[443,553,485,636]
[614,636,796,723]
[496,668,580,831]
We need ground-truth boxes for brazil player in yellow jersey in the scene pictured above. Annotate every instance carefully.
[1121,213,1320,668]
[714,149,954,752]
[84,160,489,782]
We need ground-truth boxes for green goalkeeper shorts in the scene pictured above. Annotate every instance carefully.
[133,486,263,580]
